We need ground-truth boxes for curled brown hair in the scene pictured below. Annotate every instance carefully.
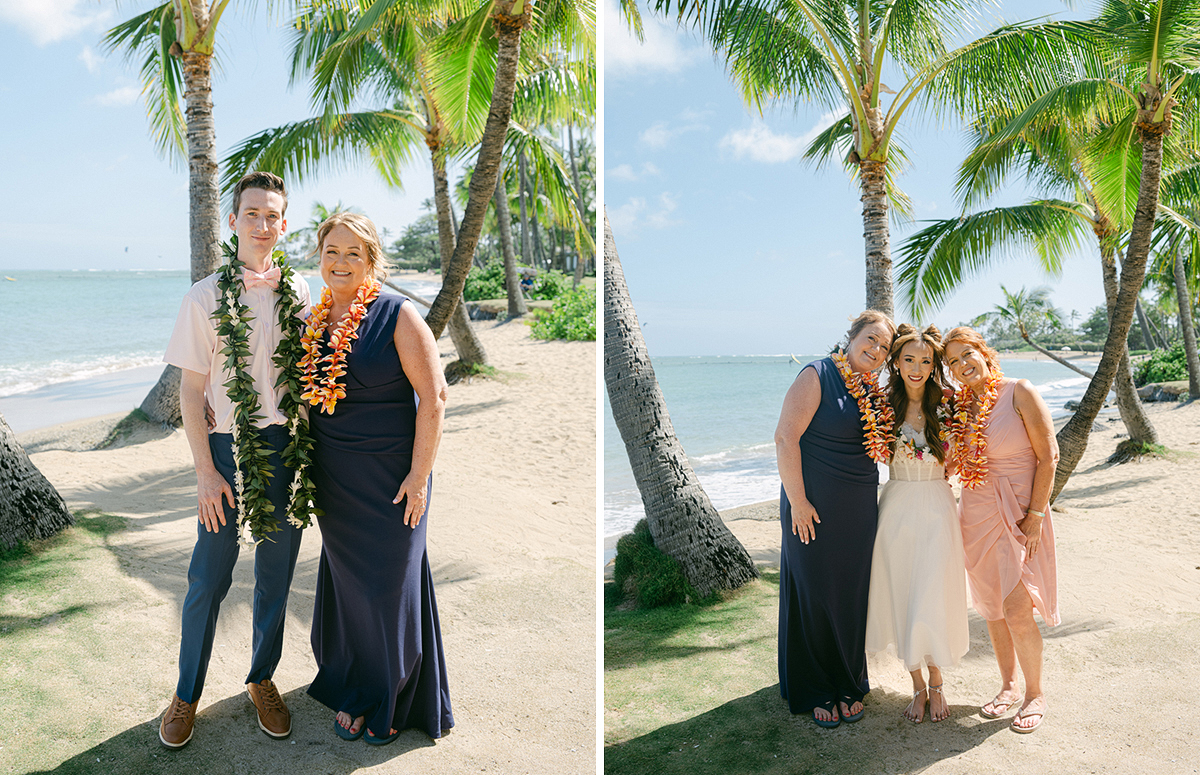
[886,324,950,463]
[943,326,1002,376]
[315,212,390,279]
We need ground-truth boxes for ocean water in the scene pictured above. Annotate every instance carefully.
[0,269,442,398]
[603,354,1101,542]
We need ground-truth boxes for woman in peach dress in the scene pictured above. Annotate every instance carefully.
[944,327,1059,734]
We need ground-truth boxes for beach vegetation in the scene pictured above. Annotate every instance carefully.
[530,285,596,341]
[972,286,1095,380]
[1133,342,1192,386]
[605,569,783,770]
[1108,438,1170,463]
[611,519,700,607]
[604,215,759,598]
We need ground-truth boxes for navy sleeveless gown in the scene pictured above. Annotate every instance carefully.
[307,292,454,739]
[778,356,878,714]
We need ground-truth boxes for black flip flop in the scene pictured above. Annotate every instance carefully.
[812,700,840,729]
[334,718,365,741]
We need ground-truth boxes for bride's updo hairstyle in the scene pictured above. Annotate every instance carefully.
[885,323,949,464]
[943,326,1002,377]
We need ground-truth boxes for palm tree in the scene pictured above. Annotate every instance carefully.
[896,110,1167,448]
[603,212,758,597]
[938,0,1200,497]
[105,1,232,424]
[648,0,1054,317]
[1,413,73,550]
[973,286,1095,379]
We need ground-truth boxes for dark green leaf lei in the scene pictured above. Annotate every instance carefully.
[213,236,321,544]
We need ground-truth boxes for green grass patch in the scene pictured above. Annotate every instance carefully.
[0,510,175,773]
[444,360,518,385]
[605,569,781,762]
[1108,439,1171,464]
[97,408,154,449]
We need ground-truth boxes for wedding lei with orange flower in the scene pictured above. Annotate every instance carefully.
[831,349,896,463]
[299,279,382,414]
[950,372,1003,489]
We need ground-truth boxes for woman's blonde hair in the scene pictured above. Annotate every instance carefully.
[837,309,896,352]
[314,211,390,279]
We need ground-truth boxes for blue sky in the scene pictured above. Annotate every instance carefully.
[604,0,1102,356]
[0,1,437,271]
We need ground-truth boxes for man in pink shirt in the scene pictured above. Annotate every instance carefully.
[158,171,311,749]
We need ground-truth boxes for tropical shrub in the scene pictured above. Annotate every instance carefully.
[530,286,596,341]
[612,519,697,608]
[1133,342,1190,386]
[463,259,509,301]
[528,269,571,300]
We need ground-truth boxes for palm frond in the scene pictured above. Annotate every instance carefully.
[220,110,427,202]
[102,3,186,162]
[896,201,1087,318]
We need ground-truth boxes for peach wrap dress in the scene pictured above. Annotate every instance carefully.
[958,380,1060,626]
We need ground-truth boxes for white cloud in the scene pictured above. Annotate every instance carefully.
[0,0,112,45]
[604,0,700,78]
[607,193,681,234]
[719,111,847,164]
[639,119,708,149]
[78,45,102,72]
[94,86,140,107]
[608,162,661,182]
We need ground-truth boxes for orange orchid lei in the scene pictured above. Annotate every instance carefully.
[950,372,1003,489]
[299,279,382,414]
[832,349,896,463]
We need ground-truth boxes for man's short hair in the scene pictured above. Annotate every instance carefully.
[232,171,288,216]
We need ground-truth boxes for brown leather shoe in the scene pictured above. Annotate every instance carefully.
[247,679,291,738]
[159,693,196,749]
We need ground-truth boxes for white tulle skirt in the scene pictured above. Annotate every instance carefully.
[865,476,970,672]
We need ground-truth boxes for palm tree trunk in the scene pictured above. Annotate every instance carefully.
[1172,247,1200,398]
[603,212,758,597]
[494,165,527,317]
[424,1,527,339]
[568,123,588,288]
[1134,298,1154,349]
[141,47,222,426]
[432,153,487,365]
[0,413,73,550]
[1100,244,1158,444]
[1052,126,1166,500]
[518,150,533,269]
[859,158,893,318]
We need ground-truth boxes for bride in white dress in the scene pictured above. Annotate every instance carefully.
[865,324,969,723]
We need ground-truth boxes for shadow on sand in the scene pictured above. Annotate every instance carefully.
[605,684,1016,775]
[28,687,438,775]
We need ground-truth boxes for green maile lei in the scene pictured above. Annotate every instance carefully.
[213,235,321,545]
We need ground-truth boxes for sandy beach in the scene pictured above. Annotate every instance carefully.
[641,398,1200,772]
[5,319,596,774]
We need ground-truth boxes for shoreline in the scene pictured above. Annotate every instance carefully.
[0,364,164,435]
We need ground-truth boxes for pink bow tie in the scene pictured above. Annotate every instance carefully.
[242,266,281,290]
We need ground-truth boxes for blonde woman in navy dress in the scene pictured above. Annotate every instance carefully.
[775,310,895,728]
[303,212,453,744]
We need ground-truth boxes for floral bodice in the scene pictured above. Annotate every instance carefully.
[889,422,948,482]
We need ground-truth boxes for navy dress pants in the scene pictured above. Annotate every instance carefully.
[175,425,304,704]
